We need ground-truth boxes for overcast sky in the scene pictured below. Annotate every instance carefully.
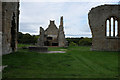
[19,0,119,37]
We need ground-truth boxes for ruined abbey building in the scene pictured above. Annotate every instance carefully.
[0,1,20,54]
[37,16,67,47]
[88,4,120,51]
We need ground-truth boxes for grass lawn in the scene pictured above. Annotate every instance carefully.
[2,46,119,78]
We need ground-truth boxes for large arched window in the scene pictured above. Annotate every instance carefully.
[106,17,119,37]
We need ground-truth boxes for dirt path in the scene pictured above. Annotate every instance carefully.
[47,51,65,53]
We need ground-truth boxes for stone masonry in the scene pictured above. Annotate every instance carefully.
[58,16,67,47]
[37,16,67,47]
[88,5,120,51]
[0,1,20,54]
[37,27,45,46]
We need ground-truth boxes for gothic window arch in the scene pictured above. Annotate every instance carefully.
[106,16,119,38]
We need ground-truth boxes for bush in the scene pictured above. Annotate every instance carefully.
[69,42,78,46]
[79,38,92,46]
[66,37,83,46]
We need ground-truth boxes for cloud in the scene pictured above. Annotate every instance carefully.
[20,0,120,2]
[19,1,119,37]
[20,23,40,34]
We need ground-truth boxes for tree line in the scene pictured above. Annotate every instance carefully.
[18,32,92,46]
[18,32,39,44]
[66,37,92,46]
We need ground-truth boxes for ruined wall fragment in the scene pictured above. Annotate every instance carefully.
[58,16,66,47]
[37,27,45,46]
[88,5,120,51]
[1,2,20,54]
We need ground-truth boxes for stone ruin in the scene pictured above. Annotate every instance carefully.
[37,16,67,47]
[88,5,120,51]
[0,1,20,54]
[1,1,119,55]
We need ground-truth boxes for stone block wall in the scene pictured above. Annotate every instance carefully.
[37,16,67,47]
[0,1,2,55]
[88,5,120,51]
[1,2,19,54]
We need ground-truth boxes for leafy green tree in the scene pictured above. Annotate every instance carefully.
[79,38,92,46]
[69,42,78,46]
[17,32,39,44]
[66,37,83,46]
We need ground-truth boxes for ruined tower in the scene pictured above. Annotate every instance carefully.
[0,1,20,54]
[58,16,66,47]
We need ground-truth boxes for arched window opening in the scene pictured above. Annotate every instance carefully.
[106,20,109,36]
[106,17,119,38]
[115,20,118,37]
[111,18,113,36]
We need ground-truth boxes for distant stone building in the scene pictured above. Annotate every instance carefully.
[0,1,20,54]
[37,16,67,47]
[88,5,120,51]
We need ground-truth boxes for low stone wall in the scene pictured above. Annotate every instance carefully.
[29,47,48,52]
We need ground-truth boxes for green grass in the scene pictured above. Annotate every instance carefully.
[2,46,119,78]
[18,44,35,48]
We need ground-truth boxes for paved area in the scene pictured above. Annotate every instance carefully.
[47,51,66,53]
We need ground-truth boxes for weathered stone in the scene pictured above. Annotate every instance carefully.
[37,27,45,46]
[88,5,120,51]
[37,16,67,47]
[58,16,67,47]
[0,1,2,56]
[45,20,59,36]
[44,20,59,46]
[0,2,20,54]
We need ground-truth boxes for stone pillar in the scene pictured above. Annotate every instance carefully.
[37,27,45,46]
[113,18,115,37]
[109,19,111,37]
[118,20,120,37]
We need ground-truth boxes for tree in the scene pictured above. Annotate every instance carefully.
[17,32,39,44]
[69,42,78,46]
[79,38,92,46]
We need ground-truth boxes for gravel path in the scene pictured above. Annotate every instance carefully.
[47,51,65,53]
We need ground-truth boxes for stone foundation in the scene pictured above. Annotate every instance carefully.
[29,47,48,52]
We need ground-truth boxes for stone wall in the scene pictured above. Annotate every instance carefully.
[45,20,59,36]
[0,1,2,55]
[58,16,66,47]
[1,2,19,54]
[37,27,45,46]
[88,5,120,51]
